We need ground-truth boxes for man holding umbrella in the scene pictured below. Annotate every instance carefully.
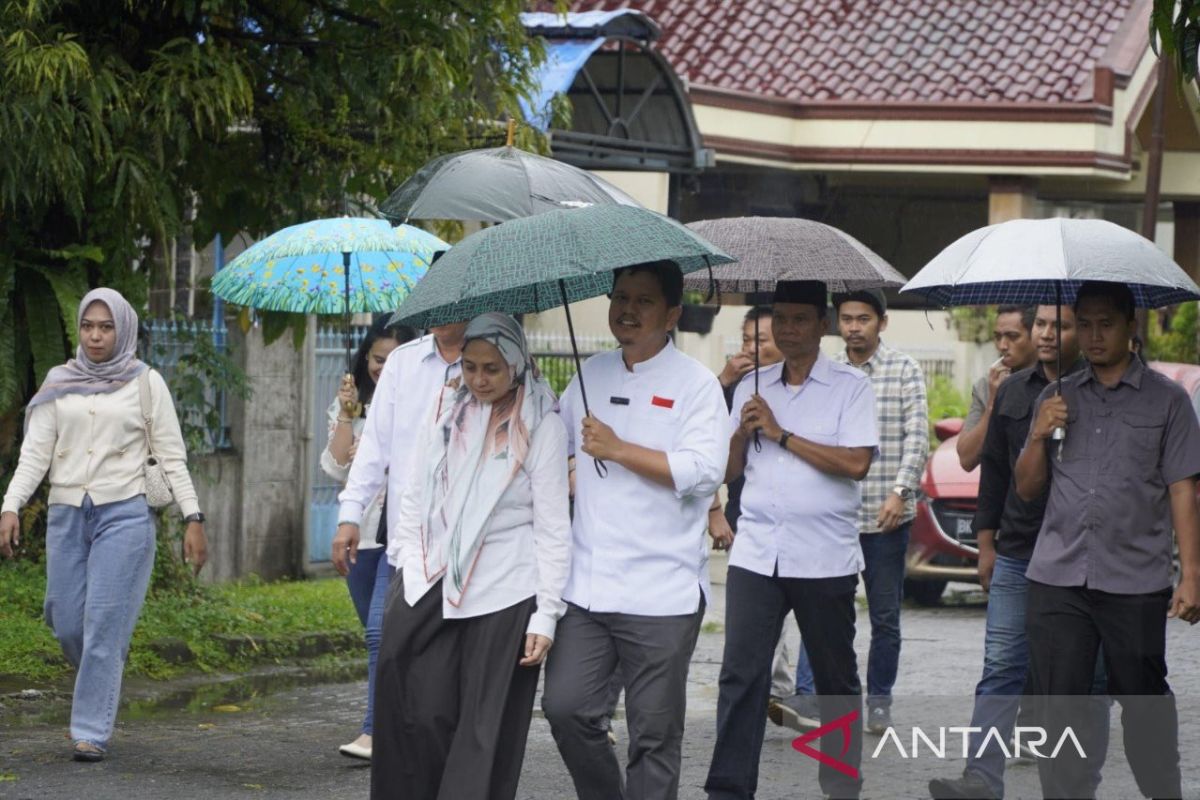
[542,260,729,800]
[1014,281,1200,799]
[706,280,878,800]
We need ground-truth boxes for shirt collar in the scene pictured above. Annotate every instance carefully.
[627,337,675,374]
[1080,355,1144,389]
[775,351,833,387]
[838,340,889,373]
[422,335,461,367]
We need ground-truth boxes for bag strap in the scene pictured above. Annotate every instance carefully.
[137,370,158,459]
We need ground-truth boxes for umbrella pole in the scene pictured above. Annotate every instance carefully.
[559,279,607,477]
[343,251,353,374]
[1053,283,1065,460]
[753,281,761,453]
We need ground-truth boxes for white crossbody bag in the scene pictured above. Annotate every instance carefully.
[137,371,175,508]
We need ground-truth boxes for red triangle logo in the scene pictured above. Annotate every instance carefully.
[790,709,860,779]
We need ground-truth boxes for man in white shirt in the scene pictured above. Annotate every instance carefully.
[705,281,878,800]
[333,323,465,569]
[543,261,729,800]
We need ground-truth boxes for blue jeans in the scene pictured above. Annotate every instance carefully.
[965,554,1109,797]
[44,495,156,749]
[346,548,392,736]
[794,524,909,711]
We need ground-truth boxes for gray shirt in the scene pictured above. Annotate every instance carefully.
[964,375,990,433]
[1026,358,1200,594]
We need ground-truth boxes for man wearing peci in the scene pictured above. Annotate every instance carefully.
[543,260,729,800]
[706,280,878,800]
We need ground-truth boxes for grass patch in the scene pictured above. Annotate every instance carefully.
[0,559,360,683]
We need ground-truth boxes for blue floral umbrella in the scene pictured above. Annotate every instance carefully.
[211,217,447,370]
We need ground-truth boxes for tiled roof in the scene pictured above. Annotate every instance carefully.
[555,0,1145,105]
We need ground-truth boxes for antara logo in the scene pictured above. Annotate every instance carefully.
[791,710,860,779]
[870,726,1087,760]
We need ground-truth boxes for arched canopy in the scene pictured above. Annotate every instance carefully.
[521,10,711,173]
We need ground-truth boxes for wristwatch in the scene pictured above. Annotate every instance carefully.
[778,430,793,449]
[183,512,206,524]
[892,487,912,500]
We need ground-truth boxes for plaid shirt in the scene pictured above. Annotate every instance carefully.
[834,341,929,533]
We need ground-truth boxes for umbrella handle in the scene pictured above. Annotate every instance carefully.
[752,281,762,453]
[558,279,607,478]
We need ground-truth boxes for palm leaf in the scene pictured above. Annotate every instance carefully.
[22,270,69,387]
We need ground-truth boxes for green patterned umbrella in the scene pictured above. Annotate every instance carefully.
[391,205,733,329]
[392,205,733,475]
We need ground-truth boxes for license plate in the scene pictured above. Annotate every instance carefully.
[956,518,973,536]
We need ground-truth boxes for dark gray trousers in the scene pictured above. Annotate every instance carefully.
[542,600,705,800]
[370,577,539,800]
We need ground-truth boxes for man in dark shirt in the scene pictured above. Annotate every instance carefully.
[930,305,1108,799]
[1015,281,1200,800]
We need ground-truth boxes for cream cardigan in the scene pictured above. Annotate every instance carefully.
[2,370,200,517]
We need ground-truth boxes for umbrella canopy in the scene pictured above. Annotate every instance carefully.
[379,146,642,224]
[681,216,908,294]
[212,217,447,314]
[390,205,734,329]
[901,217,1200,307]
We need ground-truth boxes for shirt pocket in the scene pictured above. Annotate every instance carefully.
[1119,412,1164,465]
[628,402,681,452]
[796,418,838,446]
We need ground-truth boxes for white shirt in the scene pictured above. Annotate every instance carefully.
[392,413,572,639]
[729,355,879,579]
[559,339,728,616]
[320,399,383,551]
[337,335,460,557]
[3,370,200,517]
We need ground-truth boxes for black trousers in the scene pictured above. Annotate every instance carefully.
[705,566,863,800]
[370,578,539,800]
[1024,580,1180,800]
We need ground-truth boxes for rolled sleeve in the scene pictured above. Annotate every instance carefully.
[337,354,397,526]
[963,376,988,433]
[667,377,729,498]
[526,414,571,641]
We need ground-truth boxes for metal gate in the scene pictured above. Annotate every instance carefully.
[308,324,370,563]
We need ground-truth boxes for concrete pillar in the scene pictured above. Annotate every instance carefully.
[1174,201,1200,285]
[217,323,307,580]
[987,176,1037,224]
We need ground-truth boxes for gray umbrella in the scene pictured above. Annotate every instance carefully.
[681,216,905,449]
[681,216,907,294]
[380,145,642,223]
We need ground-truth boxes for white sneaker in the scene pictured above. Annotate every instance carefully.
[339,734,372,760]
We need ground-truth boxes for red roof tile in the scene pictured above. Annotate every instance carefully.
[554,0,1144,105]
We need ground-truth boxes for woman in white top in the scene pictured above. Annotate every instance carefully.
[370,313,571,800]
[0,288,206,762]
[319,317,415,760]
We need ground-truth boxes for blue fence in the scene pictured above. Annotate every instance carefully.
[141,318,232,451]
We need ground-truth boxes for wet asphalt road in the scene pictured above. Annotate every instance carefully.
[3,574,1200,800]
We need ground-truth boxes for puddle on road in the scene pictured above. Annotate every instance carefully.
[0,660,366,727]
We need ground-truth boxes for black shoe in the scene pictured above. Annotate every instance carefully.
[928,772,997,799]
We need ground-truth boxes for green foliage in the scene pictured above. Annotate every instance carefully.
[1,0,545,414]
[0,558,360,681]
[949,306,998,345]
[1145,301,1199,364]
[927,374,969,448]
[1151,0,1200,83]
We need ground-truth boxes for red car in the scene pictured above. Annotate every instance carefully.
[904,361,1200,606]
